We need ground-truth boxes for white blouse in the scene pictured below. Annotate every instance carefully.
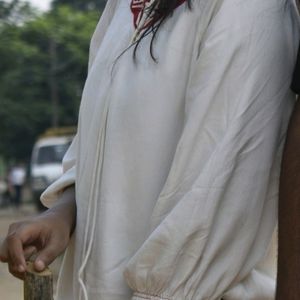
[41,0,300,299]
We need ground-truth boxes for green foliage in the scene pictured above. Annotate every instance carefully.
[0,0,37,25]
[52,0,106,11]
[0,1,101,161]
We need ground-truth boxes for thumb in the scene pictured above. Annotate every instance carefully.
[33,243,60,272]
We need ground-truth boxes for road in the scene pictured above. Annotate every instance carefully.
[0,204,61,300]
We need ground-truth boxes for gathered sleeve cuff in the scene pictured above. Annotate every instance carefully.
[132,293,171,300]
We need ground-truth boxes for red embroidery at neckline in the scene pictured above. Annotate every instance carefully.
[130,0,187,29]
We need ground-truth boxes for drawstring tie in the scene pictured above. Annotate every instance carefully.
[77,97,111,300]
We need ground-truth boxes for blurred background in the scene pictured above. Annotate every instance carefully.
[0,0,106,298]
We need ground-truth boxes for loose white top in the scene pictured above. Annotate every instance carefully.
[41,0,300,299]
[9,167,26,186]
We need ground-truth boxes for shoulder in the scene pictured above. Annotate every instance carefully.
[88,0,120,69]
[198,0,298,30]
[193,0,299,76]
[197,0,299,47]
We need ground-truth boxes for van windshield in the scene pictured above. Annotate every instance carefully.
[36,143,71,165]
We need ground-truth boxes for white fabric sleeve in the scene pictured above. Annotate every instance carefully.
[124,1,298,299]
[41,0,119,208]
[40,135,77,208]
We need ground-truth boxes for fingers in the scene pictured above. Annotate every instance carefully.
[8,262,25,280]
[1,233,37,264]
[4,222,41,278]
[3,223,28,280]
[6,227,27,274]
[1,233,26,280]
[34,241,61,272]
[1,242,37,280]
[1,216,70,278]
[0,239,8,263]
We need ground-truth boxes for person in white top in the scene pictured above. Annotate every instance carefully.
[0,0,299,299]
[8,164,26,208]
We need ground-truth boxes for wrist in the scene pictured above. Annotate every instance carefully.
[39,185,76,235]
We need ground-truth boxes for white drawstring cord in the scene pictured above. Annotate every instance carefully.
[78,98,110,300]
[78,1,157,297]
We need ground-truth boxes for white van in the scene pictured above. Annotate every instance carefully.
[30,128,75,210]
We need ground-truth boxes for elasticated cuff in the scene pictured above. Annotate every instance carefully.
[132,292,171,300]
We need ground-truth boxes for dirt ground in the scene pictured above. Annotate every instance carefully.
[0,204,61,300]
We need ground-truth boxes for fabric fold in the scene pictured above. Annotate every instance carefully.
[41,135,77,208]
[39,0,299,299]
[123,0,298,298]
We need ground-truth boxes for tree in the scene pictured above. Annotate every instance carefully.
[0,3,100,161]
[52,0,107,11]
[0,0,36,25]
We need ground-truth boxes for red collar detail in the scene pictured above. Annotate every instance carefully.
[130,0,187,29]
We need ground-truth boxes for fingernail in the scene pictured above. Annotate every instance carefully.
[35,260,45,271]
[18,265,25,272]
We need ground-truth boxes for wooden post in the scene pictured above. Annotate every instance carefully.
[24,262,53,300]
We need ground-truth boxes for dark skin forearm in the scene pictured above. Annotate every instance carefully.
[276,99,300,299]
[39,185,77,235]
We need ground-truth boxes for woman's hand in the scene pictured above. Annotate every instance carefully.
[0,185,76,280]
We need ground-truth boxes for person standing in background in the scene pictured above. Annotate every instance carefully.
[8,163,26,209]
